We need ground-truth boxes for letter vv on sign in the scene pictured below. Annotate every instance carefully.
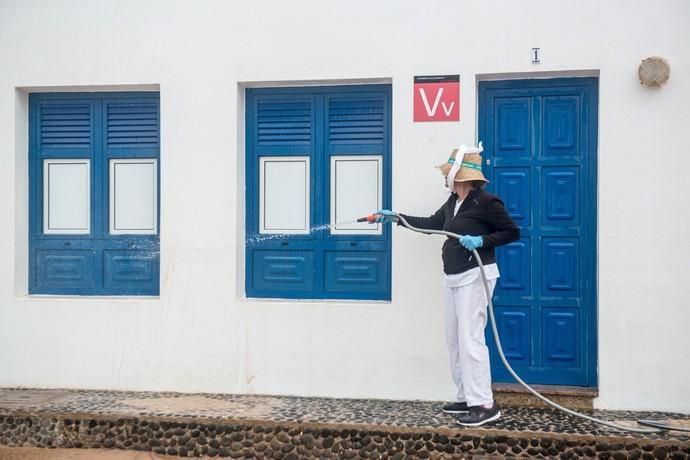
[413,75,460,122]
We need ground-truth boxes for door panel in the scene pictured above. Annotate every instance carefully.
[542,168,579,225]
[480,78,598,386]
[495,306,531,366]
[495,168,530,226]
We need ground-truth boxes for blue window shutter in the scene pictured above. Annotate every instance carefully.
[40,102,93,150]
[328,97,385,144]
[257,99,312,146]
[29,93,160,296]
[246,86,391,300]
[106,100,160,153]
[323,92,391,298]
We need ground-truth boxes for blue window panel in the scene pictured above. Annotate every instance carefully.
[543,167,579,226]
[494,167,530,226]
[246,85,391,300]
[543,308,580,368]
[35,249,95,293]
[29,92,160,296]
[251,250,315,292]
[103,250,159,294]
[480,77,598,386]
[543,96,579,157]
[542,238,579,296]
[495,97,531,159]
[324,251,387,293]
[496,238,530,296]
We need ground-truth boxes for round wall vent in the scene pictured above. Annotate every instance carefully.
[638,57,670,87]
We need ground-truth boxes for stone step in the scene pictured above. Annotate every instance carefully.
[0,388,688,459]
[493,383,598,410]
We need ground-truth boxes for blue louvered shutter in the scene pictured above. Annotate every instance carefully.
[30,98,96,294]
[246,86,391,300]
[246,94,317,296]
[106,100,160,151]
[328,97,385,144]
[29,93,160,295]
[40,102,93,149]
[322,93,390,297]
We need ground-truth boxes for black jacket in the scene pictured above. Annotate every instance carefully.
[400,188,520,275]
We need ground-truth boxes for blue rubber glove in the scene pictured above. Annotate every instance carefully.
[460,235,483,251]
[374,210,399,224]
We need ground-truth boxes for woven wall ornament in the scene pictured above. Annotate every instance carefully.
[638,57,670,87]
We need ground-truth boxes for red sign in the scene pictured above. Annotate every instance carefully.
[413,75,460,122]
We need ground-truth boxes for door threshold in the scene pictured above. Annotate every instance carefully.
[492,383,598,409]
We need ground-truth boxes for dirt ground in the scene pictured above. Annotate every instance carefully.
[0,448,207,460]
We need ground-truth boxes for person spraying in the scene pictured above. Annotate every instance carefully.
[371,143,519,427]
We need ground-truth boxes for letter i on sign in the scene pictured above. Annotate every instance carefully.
[413,75,460,122]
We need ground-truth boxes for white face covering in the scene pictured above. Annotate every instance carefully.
[445,142,483,190]
[446,145,467,190]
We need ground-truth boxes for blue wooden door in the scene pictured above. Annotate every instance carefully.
[479,78,598,386]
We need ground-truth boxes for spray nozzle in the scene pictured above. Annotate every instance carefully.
[356,214,379,223]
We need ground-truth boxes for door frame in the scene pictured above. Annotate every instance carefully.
[478,76,599,387]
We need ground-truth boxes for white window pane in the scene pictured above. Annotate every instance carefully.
[43,160,90,234]
[110,159,158,234]
[330,155,382,235]
[260,157,309,234]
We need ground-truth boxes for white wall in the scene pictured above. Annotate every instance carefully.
[1,0,689,413]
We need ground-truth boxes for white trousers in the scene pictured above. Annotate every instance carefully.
[443,273,497,407]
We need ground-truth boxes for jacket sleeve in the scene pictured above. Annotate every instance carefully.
[481,197,520,248]
[398,204,446,231]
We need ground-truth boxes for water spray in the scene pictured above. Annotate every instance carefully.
[362,211,688,434]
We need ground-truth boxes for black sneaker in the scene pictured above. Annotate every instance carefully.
[441,401,470,414]
[456,404,501,427]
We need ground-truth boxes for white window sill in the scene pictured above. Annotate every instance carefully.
[17,294,161,302]
[239,296,392,306]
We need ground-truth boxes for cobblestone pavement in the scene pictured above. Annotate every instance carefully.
[1,388,688,458]
[0,447,184,459]
[0,388,688,441]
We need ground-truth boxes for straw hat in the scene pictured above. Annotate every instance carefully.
[437,143,488,188]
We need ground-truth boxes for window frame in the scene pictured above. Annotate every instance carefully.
[259,156,311,235]
[28,92,161,296]
[108,158,159,236]
[245,84,392,301]
[329,154,383,236]
[42,158,91,235]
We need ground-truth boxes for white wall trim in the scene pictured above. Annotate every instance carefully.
[235,84,248,301]
[15,84,160,93]
[476,69,600,82]
[14,90,29,296]
[240,78,392,89]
